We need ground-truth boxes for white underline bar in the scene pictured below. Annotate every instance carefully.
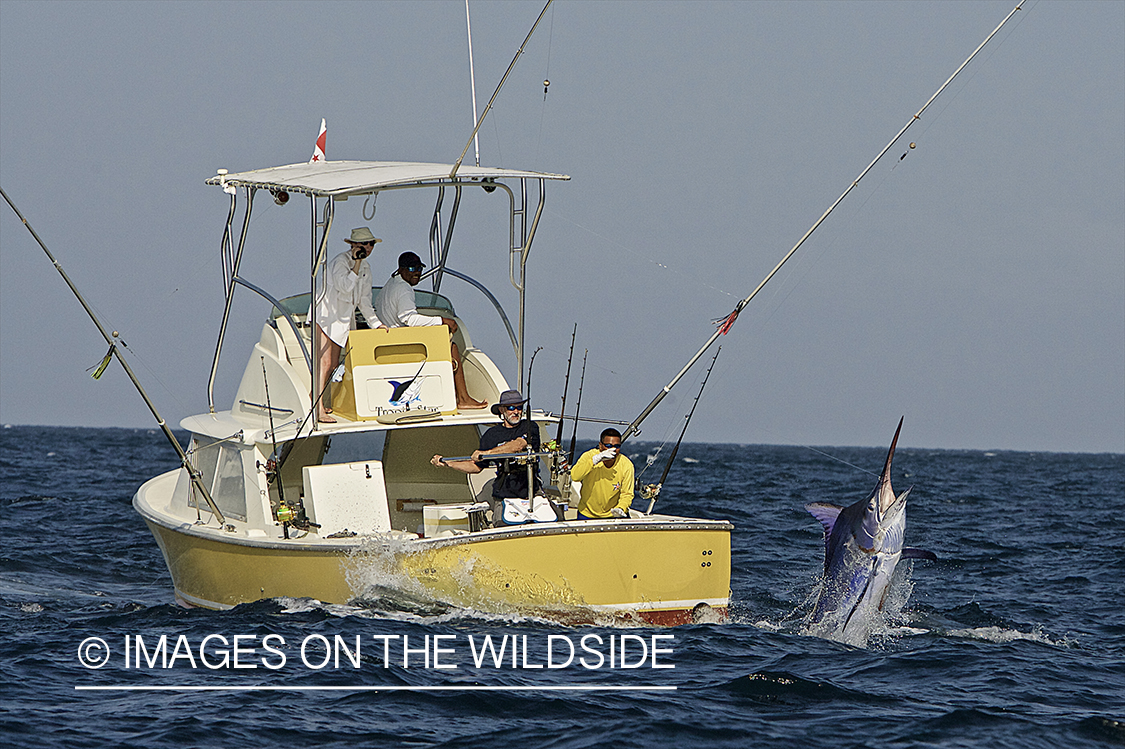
[76,685,677,692]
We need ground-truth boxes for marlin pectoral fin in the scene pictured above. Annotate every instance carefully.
[806,502,844,535]
[902,548,937,561]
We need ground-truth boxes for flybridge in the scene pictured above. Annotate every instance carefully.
[205,159,571,402]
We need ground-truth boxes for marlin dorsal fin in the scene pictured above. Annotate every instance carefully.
[805,502,844,538]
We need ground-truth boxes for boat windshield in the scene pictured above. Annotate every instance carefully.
[270,289,456,322]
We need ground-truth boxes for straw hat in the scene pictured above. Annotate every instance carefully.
[345,227,381,244]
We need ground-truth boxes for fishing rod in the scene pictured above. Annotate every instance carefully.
[261,357,292,539]
[450,0,554,178]
[273,353,343,458]
[1,186,228,526]
[568,349,588,465]
[555,415,629,427]
[621,2,1026,441]
[642,347,721,514]
[548,325,578,489]
[520,346,545,506]
[555,324,577,445]
[439,450,555,464]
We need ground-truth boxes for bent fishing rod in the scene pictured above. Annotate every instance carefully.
[1,186,228,526]
[622,2,1025,441]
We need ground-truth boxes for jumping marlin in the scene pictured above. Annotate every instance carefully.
[805,417,936,646]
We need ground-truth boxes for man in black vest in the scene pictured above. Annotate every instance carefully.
[430,389,543,524]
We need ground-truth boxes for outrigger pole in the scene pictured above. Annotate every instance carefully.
[622,2,1025,440]
[450,0,554,179]
[1,187,228,526]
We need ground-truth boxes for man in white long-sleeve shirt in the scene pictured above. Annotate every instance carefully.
[376,252,486,410]
[313,227,384,422]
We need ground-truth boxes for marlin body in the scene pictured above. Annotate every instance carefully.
[805,418,936,645]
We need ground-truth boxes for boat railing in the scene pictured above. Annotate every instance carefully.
[418,267,518,356]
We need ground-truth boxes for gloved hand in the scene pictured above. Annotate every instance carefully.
[592,448,618,465]
[610,507,627,518]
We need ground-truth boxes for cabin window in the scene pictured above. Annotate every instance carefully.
[188,439,248,521]
[323,430,387,465]
[212,445,248,520]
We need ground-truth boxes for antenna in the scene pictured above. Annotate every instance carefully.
[451,0,554,178]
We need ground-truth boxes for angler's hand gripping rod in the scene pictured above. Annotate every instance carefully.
[623,2,1025,440]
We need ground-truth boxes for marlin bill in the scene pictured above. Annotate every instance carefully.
[804,418,936,646]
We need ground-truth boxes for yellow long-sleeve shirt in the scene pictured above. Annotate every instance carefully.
[570,448,634,518]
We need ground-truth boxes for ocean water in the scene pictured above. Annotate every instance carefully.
[1,425,1122,748]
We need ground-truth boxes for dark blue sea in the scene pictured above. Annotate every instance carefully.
[1,425,1122,748]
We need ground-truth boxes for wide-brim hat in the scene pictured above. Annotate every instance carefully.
[491,389,528,415]
[346,227,381,244]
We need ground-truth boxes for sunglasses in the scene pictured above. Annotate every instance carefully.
[504,404,523,411]
[402,265,424,273]
[601,442,622,449]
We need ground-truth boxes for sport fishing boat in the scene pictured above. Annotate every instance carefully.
[129,159,733,624]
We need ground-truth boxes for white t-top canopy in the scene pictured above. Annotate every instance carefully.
[206,160,570,197]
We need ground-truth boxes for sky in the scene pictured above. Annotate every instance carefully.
[1,1,1122,454]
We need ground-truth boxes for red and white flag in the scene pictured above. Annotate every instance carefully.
[309,118,326,163]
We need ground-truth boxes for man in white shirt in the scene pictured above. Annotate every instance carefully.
[313,227,384,423]
[376,252,486,410]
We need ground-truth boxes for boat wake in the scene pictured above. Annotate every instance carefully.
[305,534,659,628]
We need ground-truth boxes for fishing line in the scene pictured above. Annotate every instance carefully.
[535,1,555,162]
[542,207,737,300]
[167,195,285,300]
[747,4,1036,331]
[487,109,504,166]
[697,344,878,477]
[750,152,903,333]
[70,285,200,418]
[113,342,199,422]
[635,373,698,482]
[798,446,879,477]
[907,1,1036,145]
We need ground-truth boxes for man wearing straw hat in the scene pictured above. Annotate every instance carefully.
[312,227,384,423]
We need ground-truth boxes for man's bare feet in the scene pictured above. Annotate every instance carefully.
[318,413,337,423]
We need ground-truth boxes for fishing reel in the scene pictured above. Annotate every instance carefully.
[274,499,319,537]
[259,456,279,481]
[544,439,571,484]
[640,483,662,501]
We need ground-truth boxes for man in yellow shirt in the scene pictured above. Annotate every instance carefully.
[570,428,634,520]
